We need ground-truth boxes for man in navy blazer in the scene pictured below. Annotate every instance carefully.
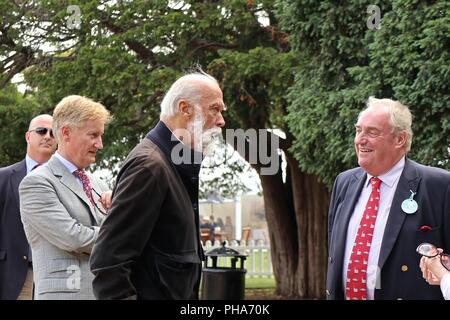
[327,97,450,300]
[0,114,56,299]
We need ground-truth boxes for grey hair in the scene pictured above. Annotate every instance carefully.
[361,96,413,152]
[160,71,219,118]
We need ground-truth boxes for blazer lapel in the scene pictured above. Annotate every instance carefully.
[335,170,367,267]
[48,157,97,222]
[10,160,27,203]
[378,159,421,269]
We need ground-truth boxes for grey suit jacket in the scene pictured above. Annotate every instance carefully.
[19,155,108,300]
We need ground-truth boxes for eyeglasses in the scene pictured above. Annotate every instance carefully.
[29,127,54,138]
[92,188,108,215]
[416,242,450,271]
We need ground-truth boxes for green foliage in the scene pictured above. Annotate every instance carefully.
[209,47,298,131]
[363,1,450,168]
[1,0,287,197]
[277,0,449,188]
[0,85,42,166]
[3,0,447,191]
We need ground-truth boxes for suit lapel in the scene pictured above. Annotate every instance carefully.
[10,160,27,203]
[48,157,97,222]
[378,159,421,269]
[335,170,367,269]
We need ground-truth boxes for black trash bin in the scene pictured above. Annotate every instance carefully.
[201,242,247,300]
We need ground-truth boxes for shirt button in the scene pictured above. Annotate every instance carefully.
[401,265,408,272]
[22,256,28,260]
[328,256,333,263]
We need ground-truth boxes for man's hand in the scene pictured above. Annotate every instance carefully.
[420,256,440,285]
[99,191,112,212]
[420,248,448,285]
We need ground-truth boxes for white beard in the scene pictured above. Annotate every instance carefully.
[187,114,222,156]
[201,127,222,156]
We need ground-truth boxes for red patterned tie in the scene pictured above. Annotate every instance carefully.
[346,177,381,300]
[73,169,96,208]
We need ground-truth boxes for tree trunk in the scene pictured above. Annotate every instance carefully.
[233,130,329,298]
[258,152,329,299]
[259,166,298,297]
[286,153,329,298]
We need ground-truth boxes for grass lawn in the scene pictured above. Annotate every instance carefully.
[244,276,276,299]
[245,276,275,289]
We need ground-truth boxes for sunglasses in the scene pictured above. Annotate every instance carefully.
[416,242,450,271]
[29,127,53,138]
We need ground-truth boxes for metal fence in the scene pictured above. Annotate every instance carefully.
[202,239,273,278]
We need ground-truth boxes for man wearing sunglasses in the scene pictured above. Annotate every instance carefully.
[19,96,112,300]
[0,114,56,300]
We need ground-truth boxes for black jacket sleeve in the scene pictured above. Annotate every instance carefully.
[90,155,165,299]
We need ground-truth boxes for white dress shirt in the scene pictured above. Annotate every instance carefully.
[343,157,405,299]
[25,154,40,174]
[54,152,83,186]
[441,273,450,300]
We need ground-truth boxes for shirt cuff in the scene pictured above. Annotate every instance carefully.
[440,273,450,300]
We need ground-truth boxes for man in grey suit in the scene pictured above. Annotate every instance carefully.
[19,95,112,300]
[90,71,225,299]
[327,97,450,300]
[0,114,56,300]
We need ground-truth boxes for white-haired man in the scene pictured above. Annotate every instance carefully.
[90,71,225,300]
[326,97,450,300]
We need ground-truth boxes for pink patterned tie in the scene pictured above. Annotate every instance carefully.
[346,177,381,300]
[73,169,95,208]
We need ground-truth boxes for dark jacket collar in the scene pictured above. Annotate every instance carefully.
[145,121,206,262]
[10,159,27,203]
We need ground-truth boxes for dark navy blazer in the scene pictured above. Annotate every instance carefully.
[0,159,29,300]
